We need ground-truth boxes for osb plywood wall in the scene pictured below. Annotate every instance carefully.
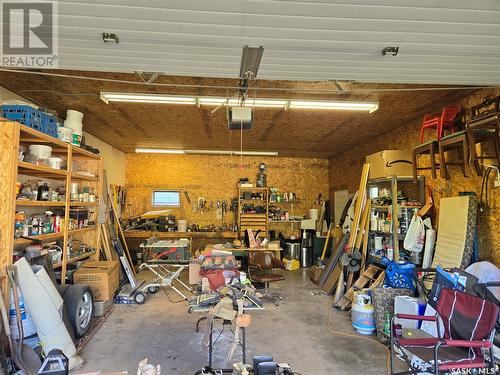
[125,154,329,236]
[329,88,500,265]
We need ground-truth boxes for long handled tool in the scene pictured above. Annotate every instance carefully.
[0,285,16,371]
[6,266,42,374]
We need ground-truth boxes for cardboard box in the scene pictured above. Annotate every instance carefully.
[189,259,201,285]
[366,150,413,179]
[309,265,323,284]
[73,261,119,301]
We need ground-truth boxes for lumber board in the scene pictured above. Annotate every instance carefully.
[318,234,347,287]
[360,203,371,272]
[321,265,342,295]
[347,164,370,249]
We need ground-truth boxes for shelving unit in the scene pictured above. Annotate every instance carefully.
[238,187,269,238]
[367,176,425,262]
[0,121,103,284]
[269,196,302,232]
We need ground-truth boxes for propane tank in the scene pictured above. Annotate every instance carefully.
[351,294,376,335]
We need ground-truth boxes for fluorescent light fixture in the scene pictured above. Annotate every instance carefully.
[101,92,378,112]
[134,148,278,156]
[289,100,379,113]
[186,149,278,156]
[135,148,185,154]
[101,92,195,105]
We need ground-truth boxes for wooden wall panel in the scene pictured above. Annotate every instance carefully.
[329,88,500,265]
[0,121,18,281]
[125,154,329,237]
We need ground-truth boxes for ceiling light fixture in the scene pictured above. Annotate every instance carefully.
[134,148,278,156]
[135,148,185,154]
[101,92,378,113]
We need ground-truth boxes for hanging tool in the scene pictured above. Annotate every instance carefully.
[221,201,227,221]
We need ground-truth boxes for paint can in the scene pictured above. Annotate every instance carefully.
[48,157,63,169]
[57,126,73,143]
[71,130,82,146]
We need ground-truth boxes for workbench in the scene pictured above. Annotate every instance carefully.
[204,244,282,257]
[123,230,238,239]
[123,230,239,257]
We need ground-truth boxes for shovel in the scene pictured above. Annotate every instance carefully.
[7,266,42,375]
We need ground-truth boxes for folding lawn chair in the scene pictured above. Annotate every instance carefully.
[390,287,499,374]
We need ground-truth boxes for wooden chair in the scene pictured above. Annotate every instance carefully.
[438,131,468,179]
[413,141,440,180]
[420,105,461,143]
[466,97,500,176]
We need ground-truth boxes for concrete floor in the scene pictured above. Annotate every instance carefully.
[77,269,391,374]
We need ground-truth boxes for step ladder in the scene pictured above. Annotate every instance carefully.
[334,265,385,311]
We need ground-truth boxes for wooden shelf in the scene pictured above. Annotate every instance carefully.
[19,125,69,150]
[16,200,66,207]
[3,122,103,285]
[69,201,98,207]
[70,226,97,235]
[17,161,67,179]
[70,145,101,159]
[14,231,63,246]
[239,199,266,203]
[53,250,95,268]
[270,200,301,204]
[13,226,97,246]
[269,220,302,223]
[71,172,99,182]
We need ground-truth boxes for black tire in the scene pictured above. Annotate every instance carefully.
[148,286,159,294]
[56,284,70,297]
[63,284,94,338]
[134,292,146,304]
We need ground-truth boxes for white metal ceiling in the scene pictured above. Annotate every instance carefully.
[54,0,500,85]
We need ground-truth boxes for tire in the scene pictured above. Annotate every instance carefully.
[56,284,70,297]
[63,284,94,338]
[148,286,159,294]
[134,292,146,304]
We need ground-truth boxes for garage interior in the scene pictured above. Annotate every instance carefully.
[0,2,499,375]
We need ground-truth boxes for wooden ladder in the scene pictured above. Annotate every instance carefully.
[334,265,385,311]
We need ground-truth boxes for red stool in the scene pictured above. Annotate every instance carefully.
[420,105,461,143]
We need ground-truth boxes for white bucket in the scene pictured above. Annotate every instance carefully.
[57,126,73,143]
[48,157,63,169]
[70,182,79,195]
[177,220,187,232]
[71,130,82,146]
[9,287,37,339]
[29,144,52,160]
[64,110,83,132]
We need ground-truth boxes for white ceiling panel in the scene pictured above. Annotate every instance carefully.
[41,1,500,84]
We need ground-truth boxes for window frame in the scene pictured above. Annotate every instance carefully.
[151,189,181,208]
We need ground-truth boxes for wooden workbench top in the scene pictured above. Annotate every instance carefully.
[123,230,238,239]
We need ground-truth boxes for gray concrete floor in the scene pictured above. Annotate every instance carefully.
[77,269,391,374]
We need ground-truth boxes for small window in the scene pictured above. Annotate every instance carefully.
[152,190,181,207]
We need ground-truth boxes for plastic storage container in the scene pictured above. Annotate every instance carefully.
[1,105,58,137]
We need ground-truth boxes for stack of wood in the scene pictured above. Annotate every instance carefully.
[316,163,385,310]
[98,171,136,280]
